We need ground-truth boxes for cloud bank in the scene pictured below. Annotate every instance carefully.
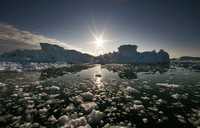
[0,23,72,53]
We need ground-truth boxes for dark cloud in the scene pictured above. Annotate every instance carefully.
[0,23,74,54]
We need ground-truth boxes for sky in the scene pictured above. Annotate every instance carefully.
[0,0,200,58]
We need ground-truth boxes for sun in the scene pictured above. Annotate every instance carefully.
[90,30,105,55]
[95,36,104,47]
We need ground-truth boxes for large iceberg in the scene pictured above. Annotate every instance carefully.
[97,45,170,64]
[0,43,94,63]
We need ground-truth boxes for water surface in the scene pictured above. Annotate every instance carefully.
[0,64,200,128]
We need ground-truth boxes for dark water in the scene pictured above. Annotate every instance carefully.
[0,64,200,128]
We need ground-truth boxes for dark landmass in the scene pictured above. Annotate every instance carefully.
[0,43,170,64]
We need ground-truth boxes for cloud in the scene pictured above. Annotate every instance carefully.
[0,23,73,53]
[0,39,39,54]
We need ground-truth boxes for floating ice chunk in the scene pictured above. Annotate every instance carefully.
[142,118,148,123]
[49,85,60,91]
[171,93,180,99]
[46,99,64,105]
[0,82,6,87]
[80,102,97,113]
[11,116,22,122]
[176,115,186,123]
[72,95,83,104]
[152,95,158,99]
[188,108,200,127]
[23,93,30,97]
[156,99,166,105]
[19,122,32,128]
[103,123,128,128]
[58,115,69,125]
[133,100,142,105]
[156,83,180,88]
[141,96,150,101]
[69,116,92,127]
[81,92,94,101]
[26,104,35,109]
[32,122,40,127]
[172,102,184,108]
[64,103,75,112]
[125,86,139,94]
[87,110,104,124]
[143,81,148,84]
[147,106,158,112]
[49,94,60,98]
[132,104,145,111]
[38,107,48,115]
[0,82,6,88]
[48,115,57,124]
[70,116,88,127]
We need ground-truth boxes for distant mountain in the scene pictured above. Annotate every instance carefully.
[179,56,200,61]
[0,43,170,64]
[96,45,170,64]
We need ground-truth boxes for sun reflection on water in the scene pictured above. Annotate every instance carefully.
[93,65,104,88]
